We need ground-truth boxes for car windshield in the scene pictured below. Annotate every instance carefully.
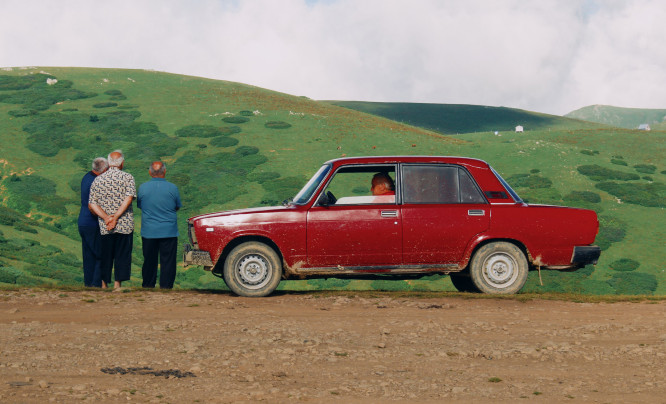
[292,164,332,205]
[491,167,523,203]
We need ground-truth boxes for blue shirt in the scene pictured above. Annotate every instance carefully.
[137,178,182,239]
[78,171,99,227]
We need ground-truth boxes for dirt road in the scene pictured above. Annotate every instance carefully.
[1,290,664,403]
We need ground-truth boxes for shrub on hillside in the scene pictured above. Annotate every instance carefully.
[611,158,628,166]
[0,266,23,284]
[564,191,601,204]
[609,258,640,272]
[261,176,307,205]
[93,102,118,108]
[239,110,254,116]
[5,174,57,198]
[222,116,249,124]
[607,272,657,295]
[8,108,38,117]
[15,222,38,234]
[595,181,666,208]
[0,77,96,112]
[595,215,626,251]
[175,124,238,138]
[506,173,552,189]
[209,136,239,148]
[577,165,640,181]
[264,121,292,129]
[0,207,19,226]
[519,188,562,205]
[235,145,259,156]
[104,89,123,96]
[580,149,599,156]
[633,164,656,174]
[0,74,49,91]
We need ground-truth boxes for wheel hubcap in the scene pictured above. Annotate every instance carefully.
[237,254,271,289]
[482,253,518,288]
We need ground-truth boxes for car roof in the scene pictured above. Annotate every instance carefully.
[323,156,490,169]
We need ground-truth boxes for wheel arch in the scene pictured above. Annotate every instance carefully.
[212,235,284,276]
[463,238,533,270]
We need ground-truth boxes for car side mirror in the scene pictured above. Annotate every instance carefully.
[317,192,330,207]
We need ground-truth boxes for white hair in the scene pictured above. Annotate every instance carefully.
[107,150,124,167]
[92,157,108,173]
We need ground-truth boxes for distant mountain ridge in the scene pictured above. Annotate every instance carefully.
[325,101,601,134]
[565,104,666,130]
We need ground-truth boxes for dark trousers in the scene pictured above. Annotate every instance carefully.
[79,226,102,287]
[100,232,133,283]
[141,237,178,289]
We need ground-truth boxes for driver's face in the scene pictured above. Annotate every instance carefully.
[371,178,388,195]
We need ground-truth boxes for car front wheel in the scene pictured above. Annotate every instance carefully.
[469,242,528,294]
[223,242,282,297]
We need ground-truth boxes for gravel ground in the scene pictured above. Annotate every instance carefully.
[1,290,665,403]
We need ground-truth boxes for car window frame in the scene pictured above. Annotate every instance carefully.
[316,163,399,206]
[399,163,488,205]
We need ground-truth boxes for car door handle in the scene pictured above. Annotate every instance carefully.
[381,210,398,218]
[468,209,485,216]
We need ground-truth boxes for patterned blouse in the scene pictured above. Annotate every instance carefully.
[89,167,137,235]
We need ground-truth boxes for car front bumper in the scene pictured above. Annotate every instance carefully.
[183,243,214,269]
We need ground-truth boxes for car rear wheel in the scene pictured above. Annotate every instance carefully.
[469,242,528,294]
[223,242,282,297]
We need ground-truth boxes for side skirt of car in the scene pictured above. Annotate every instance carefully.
[283,264,460,278]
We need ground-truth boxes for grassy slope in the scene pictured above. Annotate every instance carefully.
[0,67,664,295]
[565,104,666,130]
[326,101,603,134]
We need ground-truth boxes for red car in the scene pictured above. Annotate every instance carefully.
[184,156,600,296]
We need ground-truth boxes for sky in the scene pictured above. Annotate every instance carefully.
[1,0,664,115]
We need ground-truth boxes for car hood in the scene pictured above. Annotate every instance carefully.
[188,205,296,222]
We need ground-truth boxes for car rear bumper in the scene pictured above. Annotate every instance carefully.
[571,246,601,266]
[183,243,214,269]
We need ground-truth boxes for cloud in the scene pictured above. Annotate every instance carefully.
[1,0,663,115]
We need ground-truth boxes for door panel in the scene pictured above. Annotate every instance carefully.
[307,204,402,267]
[402,204,489,264]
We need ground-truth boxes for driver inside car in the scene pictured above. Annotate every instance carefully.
[371,172,395,203]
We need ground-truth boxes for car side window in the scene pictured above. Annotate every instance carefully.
[402,165,486,204]
[323,165,397,205]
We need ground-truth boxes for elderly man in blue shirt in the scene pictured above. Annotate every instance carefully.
[137,161,182,289]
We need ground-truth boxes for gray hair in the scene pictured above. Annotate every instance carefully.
[108,150,124,167]
[92,157,108,173]
[149,161,166,177]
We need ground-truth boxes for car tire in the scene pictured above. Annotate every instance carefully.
[223,242,282,297]
[469,242,528,294]
[450,271,479,293]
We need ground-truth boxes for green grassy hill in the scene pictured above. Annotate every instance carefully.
[565,104,666,130]
[326,101,602,134]
[1,67,664,295]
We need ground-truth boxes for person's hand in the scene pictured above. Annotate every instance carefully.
[106,217,117,231]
